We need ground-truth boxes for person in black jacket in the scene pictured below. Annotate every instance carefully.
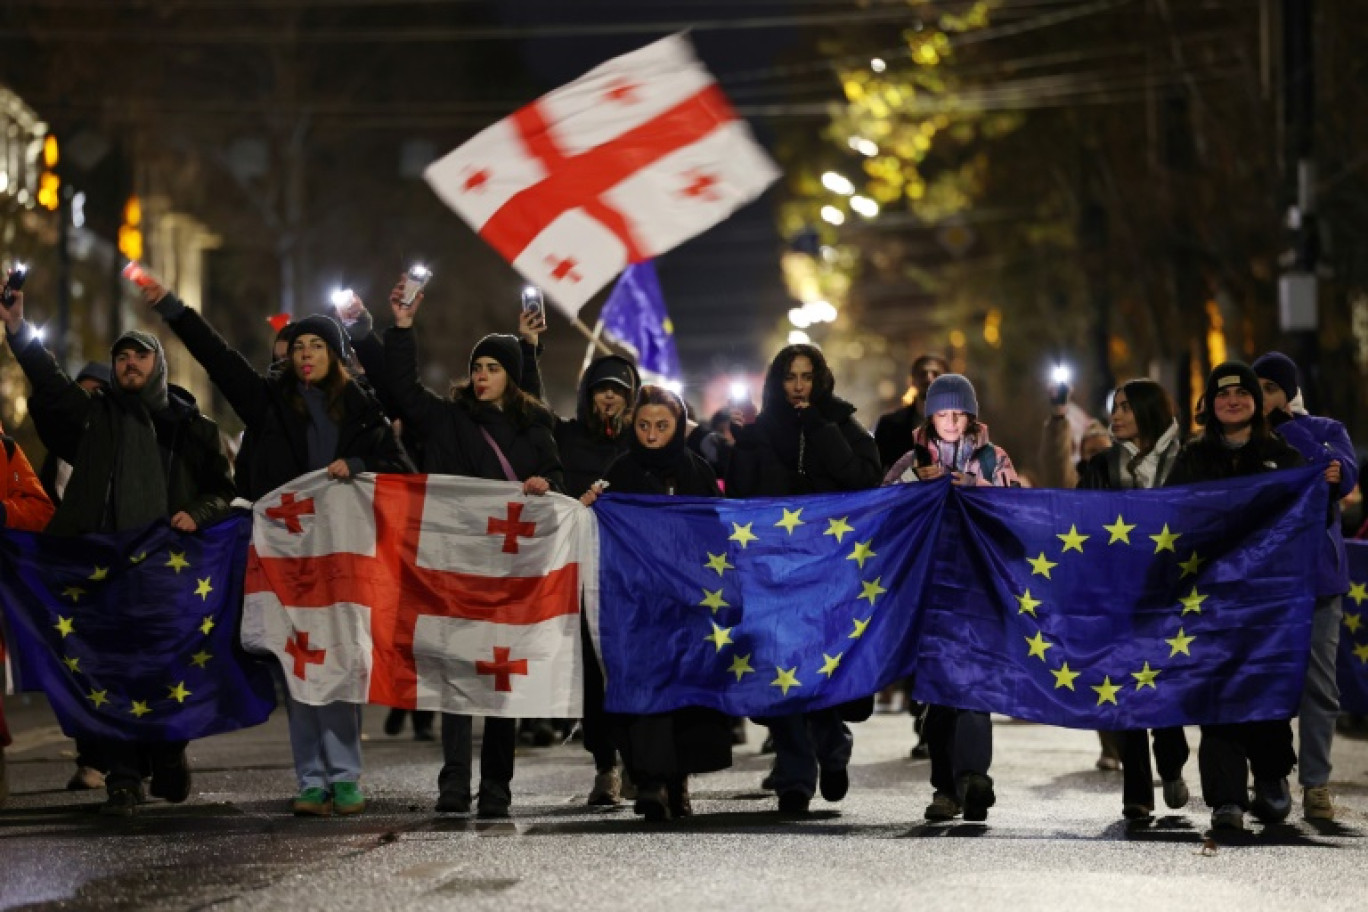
[1165,361,1305,832]
[725,344,883,815]
[383,283,563,820]
[144,279,411,819]
[872,353,947,471]
[3,289,235,817]
[582,385,733,820]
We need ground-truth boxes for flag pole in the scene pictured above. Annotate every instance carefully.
[573,317,612,372]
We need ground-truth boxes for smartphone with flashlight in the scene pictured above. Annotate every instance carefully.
[121,261,162,292]
[520,285,545,322]
[1049,364,1072,406]
[400,265,431,306]
[2,263,28,307]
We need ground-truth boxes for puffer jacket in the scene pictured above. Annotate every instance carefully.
[882,423,1019,487]
[0,427,54,531]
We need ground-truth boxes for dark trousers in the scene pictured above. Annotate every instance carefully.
[102,739,187,792]
[926,705,992,795]
[580,617,618,772]
[75,736,105,771]
[1198,719,1295,809]
[1120,727,1190,807]
[439,714,517,810]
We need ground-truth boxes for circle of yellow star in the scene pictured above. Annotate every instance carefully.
[1150,524,1181,554]
[190,650,213,669]
[699,588,730,613]
[1092,676,1121,706]
[1348,581,1367,607]
[63,655,81,673]
[1057,525,1089,554]
[165,551,190,574]
[704,552,734,577]
[848,540,876,569]
[61,586,85,603]
[848,617,870,639]
[1024,631,1054,661]
[1028,552,1058,579]
[88,566,109,582]
[817,652,843,679]
[1179,586,1207,616]
[1103,515,1136,545]
[727,653,755,682]
[1016,589,1042,617]
[729,522,759,549]
[824,516,855,544]
[129,551,147,564]
[194,577,214,601]
[1166,627,1196,657]
[129,701,152,718]
[167,681,192,703]
[1051,662,1080,690]
[859,577,887,606]
[87,689,110,708]
[770,666,801,696]
[1345,613,1364,635]
[1131,661,1161,690]
[774,508,805,534]
[1178,551,1206,579]
[704,622,734,653]
[199,616,216,636]
[54,616,75,638]
[1354,643,1368,664]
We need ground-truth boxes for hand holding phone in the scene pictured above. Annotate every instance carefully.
[2,263,27,308]
[520,285,545,321]
[400,265,431,306]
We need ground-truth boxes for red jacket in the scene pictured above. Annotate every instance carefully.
[1,424,55,532]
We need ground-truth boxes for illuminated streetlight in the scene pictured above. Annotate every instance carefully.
[820,172,855,195]
[850,195,879,218]
[870,57,887,73]
[788,307,813,329]
[820,205,846,226]
[805,300,838,324]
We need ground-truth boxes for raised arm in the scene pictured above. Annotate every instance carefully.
[2,292,96,462]
[382,285,450,437]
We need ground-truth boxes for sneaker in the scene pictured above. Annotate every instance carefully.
[1211,804,1244,831]
[1161,778,1190,809]
[1122,803,1153,820]
[923,791,961,821]
[1250,777,1291,823]
[67,765,105,791]
[777,791,810,815]
[819,766,849,802]
[100,786,143,817]
[435,792,471,814]
[959,772,996,823]
[291,786,332,816]
[1303,786,1335,820]
[148,750,192,803]
[588,768,622,806]
[633,782,670,821]
[383,708,405,736]
[332,781,366,815]
[1095,754,1121,772]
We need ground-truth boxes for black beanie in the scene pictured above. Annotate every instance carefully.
[289,314,350,360]
[1251,351,1300,402]
[585,355,637,394]
[1204,360,1263,414]
[470,333,523,383]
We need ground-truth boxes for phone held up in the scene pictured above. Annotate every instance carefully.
[400,265,431,306]
[2,263,28,307]
[521,285,545,323]
[121,261,162,292]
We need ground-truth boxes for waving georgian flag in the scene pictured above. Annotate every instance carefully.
[242,471,596,718]
[423,33,780,316]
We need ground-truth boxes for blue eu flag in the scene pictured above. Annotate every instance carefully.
[1338,540,1368,714]
[592,483,946,716]
[598,261,683,384]
[912,467,1326,729]
[0,514,277,741]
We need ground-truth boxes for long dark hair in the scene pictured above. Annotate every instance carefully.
[451,376,547,428]
[761,344,835,415]
[1117,378,1176,450]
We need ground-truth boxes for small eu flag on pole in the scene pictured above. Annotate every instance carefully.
[598,261,683,386]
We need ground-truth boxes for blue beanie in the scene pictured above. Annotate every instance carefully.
[924,373,978,416]
[1251,351,1300,402]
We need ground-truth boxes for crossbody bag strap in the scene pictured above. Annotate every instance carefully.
[478,426,521,483]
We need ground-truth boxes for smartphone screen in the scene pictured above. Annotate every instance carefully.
[400,265,431,305]
[521,285,544,320]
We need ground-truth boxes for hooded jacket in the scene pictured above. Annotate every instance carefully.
[0,424,55,532]
[882,423,1019,487]
[1268,410,1358,597]
[726,394,882,498]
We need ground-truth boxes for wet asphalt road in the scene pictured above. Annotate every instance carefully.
[3,696,1366,911]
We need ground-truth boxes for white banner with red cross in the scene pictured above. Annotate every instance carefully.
[424,33,780,316]
[241,470,596,718]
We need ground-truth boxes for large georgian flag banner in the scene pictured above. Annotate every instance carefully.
[423,33,780,315]
[242,471,595,718]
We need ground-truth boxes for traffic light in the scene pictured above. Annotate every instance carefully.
[37,134,60,211]
[118,194,143,261]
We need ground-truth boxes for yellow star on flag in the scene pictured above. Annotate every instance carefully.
[727,653,755,682]
[824,516,855,544]
[1131,661,1161,690]
[88,566,109,581]
[1051,662,1080,691]
[190,650,213,669]
[818,652,843,679]
[1166,627,1196,657]
[1028,552,1058,579]
[1016,589,1042,617]
[1024,631,1053,661]
[61,586,85,603]
[1345,613,1364,635]
[129,701,152,718]
[704,623,734,653]
[1103,515,1136,545]
[1092,676,1121,706]
[774,508,805,534]
[849,617,870,639]
[194,577,214,601]
[54,616,75,638]
[771,666,801,696]
[699,589,730,613]
[1348,581,1368,607]
[847,540,876,569]
[704,552,734,577]
[167,681,192,703]
[1057,524,1089,554]
[87,689,110,708]
[63,655,81,673]
[129,551,147,564]
[165,551,190,574]
[1178,551,1206,579]
[1150,524,1181,553]
[859,577,887,606]
[729,522,758,549]
[199,616,216,636]
[1354,643,1368,664]
[1179,587,1207,616]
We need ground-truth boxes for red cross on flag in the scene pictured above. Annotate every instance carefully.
[424,33,780,316]
[241,470,596,718]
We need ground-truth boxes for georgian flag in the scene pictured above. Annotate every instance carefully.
[424,33,780,316]
[242,470,596,718]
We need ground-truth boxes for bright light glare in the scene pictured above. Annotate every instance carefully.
[804,300,838,324]
[870,57,887,73]
[820,205,846,226]
[1051,364,1072,385]
[855,139,879,157]
[330,288,354,308]
[850,195,879,218]
[729,380,750,402]
[663,380,684,396]
[788,307,813,329]
[33,326,46,343]
[821,172,855,195]
[788,330,811,346]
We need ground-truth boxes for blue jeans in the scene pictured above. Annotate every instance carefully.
[1299,595,1342,787]
[768,708,853,798]
[283,693,363,791]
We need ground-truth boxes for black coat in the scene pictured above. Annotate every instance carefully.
[1165,433,1305,487]
[726,398,882,497]
[383,326,564,488]
[872,402,921,472]
[603,446,720,498]
[155,298,412,500]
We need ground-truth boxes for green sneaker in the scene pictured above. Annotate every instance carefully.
[332,781,366,815]
[291,787,332,816]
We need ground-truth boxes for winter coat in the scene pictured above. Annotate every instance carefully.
[882,423,1020,487]
[1077,420,1183,491]
[0,430,55,532]
[153,295,412,499]
[726,398,882,497]
[603,443,721,498]
[872,402,921,472]
[383,326,564,488]
[1269,411,1358,597]
[1165,432,1305,488]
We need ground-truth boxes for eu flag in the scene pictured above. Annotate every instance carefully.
[912,467,1326,729]
[591,482,946,716]
[0,514,277,741]
[598,261,683,384]
[1338,540,1368,714]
